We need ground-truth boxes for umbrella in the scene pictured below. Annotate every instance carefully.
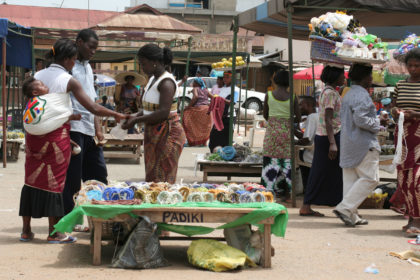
[95,74,116,87]
[293,65,348,80]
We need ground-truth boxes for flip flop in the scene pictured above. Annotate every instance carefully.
[73,224,89,232]
[405,227,420,238]
[47,235,77,244]
[20,232,34,242]
[299,211,325,217]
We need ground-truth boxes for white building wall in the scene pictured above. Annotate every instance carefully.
[236,0,266,12]
[130,0,168,9]
[264,35,311,62]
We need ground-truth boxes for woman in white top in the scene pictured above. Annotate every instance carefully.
[19,38,126,244]
[123,44,186,184]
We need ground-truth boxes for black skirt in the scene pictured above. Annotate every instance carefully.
[19,185,65,218]
[304,133,343,206]
[208,117,235,153]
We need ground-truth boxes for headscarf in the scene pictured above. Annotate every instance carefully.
[381,97,391,106]
[194,77,206,89]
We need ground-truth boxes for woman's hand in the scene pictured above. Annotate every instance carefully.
[122,115,138,130]
[391,107,401,120]
[114,112,127,123]
[328,143,338,160]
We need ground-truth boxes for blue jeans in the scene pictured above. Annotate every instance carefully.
[62,132,108,215]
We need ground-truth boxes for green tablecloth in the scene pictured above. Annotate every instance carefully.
[53,202,288,237]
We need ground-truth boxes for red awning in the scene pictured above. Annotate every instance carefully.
[293,65,349,80]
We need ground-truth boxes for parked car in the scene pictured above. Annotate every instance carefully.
[176,77,265,113]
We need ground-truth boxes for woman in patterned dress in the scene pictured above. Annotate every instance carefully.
[260,70,300,201]
[391,48,420,236]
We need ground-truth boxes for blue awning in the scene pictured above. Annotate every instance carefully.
[0,18,32,69]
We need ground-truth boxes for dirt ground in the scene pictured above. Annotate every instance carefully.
[0,133,418,279]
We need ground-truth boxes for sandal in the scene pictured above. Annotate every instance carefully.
[299,211,325,217]
[47,235,77,244]
[73,224,89,232]
[405,227,420,238]
[20,232,34,242]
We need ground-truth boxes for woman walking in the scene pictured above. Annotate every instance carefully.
[300,65,345,216]
[122,44,186,184]
[391,48,420,236]
[182,77,212,146]
[260,70,300,201]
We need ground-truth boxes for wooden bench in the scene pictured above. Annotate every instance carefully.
[90,207,279,268]
[197,160,262,181]
[102,134,144,164]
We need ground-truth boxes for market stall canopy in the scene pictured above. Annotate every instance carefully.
[95,74,116,87]
[293,64,348,80]
[0,19,32,68]
[238,0,420,41]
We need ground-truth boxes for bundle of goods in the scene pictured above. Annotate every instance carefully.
[206,144,263,164]
[0,130,25,139]
[359,188,388,209]
[308,11,388,64]
[211,56,245,69]
[393,33,420,61]
[74,180,275,206]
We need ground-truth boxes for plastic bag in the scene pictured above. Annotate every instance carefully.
[23,92,73,135]
[224,225,263,264]
[111,216,168,269]
[187,239,257,272]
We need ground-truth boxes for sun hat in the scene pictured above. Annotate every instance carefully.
[115,71,147,86]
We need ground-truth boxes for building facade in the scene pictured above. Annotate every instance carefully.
[129,0,266,34]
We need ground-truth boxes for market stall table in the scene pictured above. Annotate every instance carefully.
[54,202,288,268]
[102,134,143,164]
[197,159,262,181]
[0,138,24,160]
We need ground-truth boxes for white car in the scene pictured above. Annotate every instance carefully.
[177,77,265,113]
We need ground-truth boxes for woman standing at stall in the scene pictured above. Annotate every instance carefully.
[122,44,185,184]
[391,48,420,236]
[299,65,345,216]
[260,70,300,201]
[19,39,126,243]
[182,77,212,146]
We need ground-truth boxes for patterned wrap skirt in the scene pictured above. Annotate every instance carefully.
[144,113,186,184]
[396,119,420,218]
[261,117,292,196]
[182,105,212,146]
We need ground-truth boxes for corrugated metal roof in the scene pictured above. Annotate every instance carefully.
[95,13,202,34]
[0,4,118,29]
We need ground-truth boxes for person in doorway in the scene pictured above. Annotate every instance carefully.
[122,44,186,184]
[296,96,318,195]
[19,38,125,243]
[301,65,345,216]
[208,71,239,152]
[260,70,301,202]
[62,29,116,231]
[333,63,380,227]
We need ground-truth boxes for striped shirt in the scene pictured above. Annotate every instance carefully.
[393,81,420,112]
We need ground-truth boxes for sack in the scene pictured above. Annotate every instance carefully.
[187,239,257,272]
[224,225,263,264]
[111,216,168,269]
[23,92,72,135]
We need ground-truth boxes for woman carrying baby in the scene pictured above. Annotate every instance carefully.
[19,38,126,243]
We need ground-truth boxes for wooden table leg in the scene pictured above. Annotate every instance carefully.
[93,220,103,265]
[203,171,208,182]
[262,224,271,268]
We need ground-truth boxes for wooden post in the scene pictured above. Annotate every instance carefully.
[262,223,272,268]
[2,38,7,168]
[229,17,238,146]
[180,37,192,120]
[93,220,103,265]
[287,5,296,207]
